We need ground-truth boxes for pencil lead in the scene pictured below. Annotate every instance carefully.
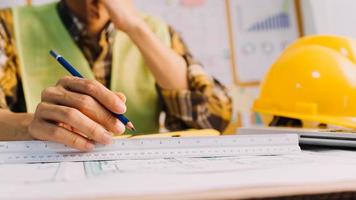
[126,122,136,132]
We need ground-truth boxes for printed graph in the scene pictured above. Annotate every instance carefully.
[247,12,290,31]
[237,0,294,33]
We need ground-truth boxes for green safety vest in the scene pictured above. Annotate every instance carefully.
[12,2,171,133]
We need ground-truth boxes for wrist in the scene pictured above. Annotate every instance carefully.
[22,113,35,140]
[125,18,149,39]
[13,113,35,140]
[0,111,34,140]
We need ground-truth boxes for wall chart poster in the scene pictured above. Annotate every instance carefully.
[229,0,300,84]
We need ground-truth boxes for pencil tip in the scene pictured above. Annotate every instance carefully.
[49,50,57,58]
[126,122,136,132]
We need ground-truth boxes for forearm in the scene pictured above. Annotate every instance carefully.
[100,0,188,90]
[127,21,188,90]
[160,65,233,132]
[0,109,34,140]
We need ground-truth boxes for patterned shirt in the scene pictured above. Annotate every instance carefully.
[0,2,232,132]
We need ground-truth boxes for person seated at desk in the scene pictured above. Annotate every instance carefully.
[0,0,232,151]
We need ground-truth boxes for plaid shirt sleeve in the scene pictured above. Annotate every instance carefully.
[0,9,20,110]
[158,27,232,132]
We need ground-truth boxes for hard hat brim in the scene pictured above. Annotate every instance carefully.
[254,107,356,129]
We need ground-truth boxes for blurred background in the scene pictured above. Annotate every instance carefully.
[1,0,356,132]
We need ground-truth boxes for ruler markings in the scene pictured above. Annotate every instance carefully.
[0,134,300,164]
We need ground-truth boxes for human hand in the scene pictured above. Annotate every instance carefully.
[100,0,143,33]
[28,76,127,151]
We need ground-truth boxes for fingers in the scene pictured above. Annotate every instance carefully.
[29,119,95,152]
[56,76,126,114]
[115,92,126,103]
[29,76,129,151]
[41,87,125,134]
[35,102,114,145]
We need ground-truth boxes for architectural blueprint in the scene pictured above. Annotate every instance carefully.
[2,150,356,199]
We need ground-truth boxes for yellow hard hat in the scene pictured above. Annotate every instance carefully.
[253,35,356,129]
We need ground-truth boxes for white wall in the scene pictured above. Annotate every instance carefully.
[3,0,356,39]
[0,0,55,8]
[301,0,356,38]
[0,0,25,8]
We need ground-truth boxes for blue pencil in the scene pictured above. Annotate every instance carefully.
[49,50,136,132]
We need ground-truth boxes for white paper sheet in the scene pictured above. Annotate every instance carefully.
[2,150,356,199]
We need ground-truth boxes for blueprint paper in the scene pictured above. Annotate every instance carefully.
[2,150,356,199]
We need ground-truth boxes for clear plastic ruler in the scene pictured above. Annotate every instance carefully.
[0,134,300,164]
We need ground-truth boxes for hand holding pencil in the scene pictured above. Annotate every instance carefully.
[27,51,133,152]
[49,50,135,131]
